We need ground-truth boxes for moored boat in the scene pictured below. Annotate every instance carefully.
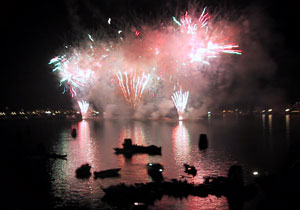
[94,168,121,179]
[46,153,67,160]
[114,138,161,156]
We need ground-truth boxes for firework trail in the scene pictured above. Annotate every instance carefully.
[78,100,89,119]
[116,71,150,110]
[171,89,189,120]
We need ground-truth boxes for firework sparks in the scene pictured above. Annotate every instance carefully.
[49,55,67,72]
[188,40,242,64]
[58,67,93,97]
[78,100,89,119]
[172,8,242,65]
[116,71,150,110]
[88,34,94,42]
[173,7,209,34]
[171,89,189,120]
[49,39,96,97]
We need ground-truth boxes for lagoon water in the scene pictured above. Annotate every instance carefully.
[2,114,300,210]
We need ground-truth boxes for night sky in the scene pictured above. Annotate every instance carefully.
[1,0,299,110]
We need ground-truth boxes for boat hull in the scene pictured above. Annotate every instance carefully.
[94,168,121,179]
[114,145,161,155]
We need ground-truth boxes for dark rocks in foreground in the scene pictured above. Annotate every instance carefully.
[183,163,197,176]
[102,165,257,208]
[251,158,300,210]
[102,177,257,208]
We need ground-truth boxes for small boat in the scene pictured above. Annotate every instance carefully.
[147,163,164,182]
[114,138,161,156]
[46,153,67,160]
[183,164,197,176]
[71,128,77,138]
[76,163,92,179]
[94,168,121,179]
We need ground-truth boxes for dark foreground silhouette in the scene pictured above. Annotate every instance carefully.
[183,163,197,176]
[147,163,164,182]
[76,163,92,179]
[102,165,256,209]
[101,162,300,210]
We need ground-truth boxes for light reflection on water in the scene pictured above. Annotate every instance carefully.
[150,195,228,210]
[36,116,300,209]
[285,114,290,141]
[268,114,272,132]
[172,121,191,165]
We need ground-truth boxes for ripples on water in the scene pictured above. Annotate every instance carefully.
[2,114,300,209]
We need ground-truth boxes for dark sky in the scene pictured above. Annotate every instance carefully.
[1,0,299,110]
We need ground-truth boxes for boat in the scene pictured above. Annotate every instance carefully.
[183,164,197,176]
[94,168,121,179]
[76,163,92,179]
[147,163,164,182]
[114,138,161,156]
[27,146,67,160]
[46,153,67,160]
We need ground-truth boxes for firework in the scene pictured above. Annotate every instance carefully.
[78,100,89,119]
[173,7,209,34]
[49,4,243,119]
[171,89,189,120]
[188,41,242,64]
[59,68,93,97]
[49,45,95,97]
[49,55,67,72]
[172,8,242,65]
[116,71,150,110]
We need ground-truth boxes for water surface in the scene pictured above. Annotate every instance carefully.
[2,114,299,209]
